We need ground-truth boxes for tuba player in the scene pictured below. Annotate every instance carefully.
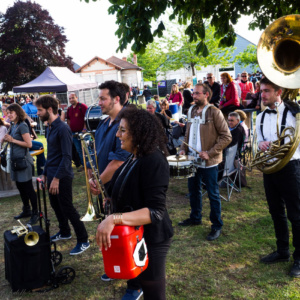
[256,77,300,277]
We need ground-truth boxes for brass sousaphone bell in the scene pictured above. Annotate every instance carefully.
[257,14,300,89]
[251,14,300,174]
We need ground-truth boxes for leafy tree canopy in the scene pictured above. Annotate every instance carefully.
[0,0,73,92]
[127,42,167,82]
[83,0,299,57]
[128,23,235,80]
[234,45,259,72]
[159,24,235,76]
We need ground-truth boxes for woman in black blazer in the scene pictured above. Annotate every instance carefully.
[96,107,173,300]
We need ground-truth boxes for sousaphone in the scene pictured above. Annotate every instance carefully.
[252,14,300,174]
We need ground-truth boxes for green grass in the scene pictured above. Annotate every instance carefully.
[1,134,300,299]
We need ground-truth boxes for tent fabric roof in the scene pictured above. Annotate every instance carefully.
[13,67,98,93]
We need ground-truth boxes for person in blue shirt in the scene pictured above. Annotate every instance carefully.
[22,99,38,118]
[36,95,89,256]
[88,81,130,191]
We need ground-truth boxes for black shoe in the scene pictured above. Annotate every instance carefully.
[178,218,202,226]
[289,260,300,277]
[260,251,290,264]
[27,212,40,225]
[206,229,222,241]
[14,209,32,220]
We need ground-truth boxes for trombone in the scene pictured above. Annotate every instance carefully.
[78,132,109,221]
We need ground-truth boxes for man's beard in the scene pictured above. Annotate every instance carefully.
[101,100,114,115]
[195,98,206,107]
[40,111,50,122]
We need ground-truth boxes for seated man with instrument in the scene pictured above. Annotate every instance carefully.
[178,83,232,241]
[256,77,300,277]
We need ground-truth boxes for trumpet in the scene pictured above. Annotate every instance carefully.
[11,220,39,247]
[78,132,109,221]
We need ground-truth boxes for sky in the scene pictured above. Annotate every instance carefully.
[0,0,263,67]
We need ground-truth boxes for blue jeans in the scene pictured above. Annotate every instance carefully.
[188,166,223,230]
[30,141,46,176]
[73,133,83,166]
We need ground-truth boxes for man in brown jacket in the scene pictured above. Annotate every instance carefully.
[178,83,232,241]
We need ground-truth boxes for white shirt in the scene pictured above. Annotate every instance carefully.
[188,116,202,154]
[256,102,300,161]
[188,115,217,168]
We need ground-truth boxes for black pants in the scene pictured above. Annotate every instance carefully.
[127,238,171,300]
[16,179,38,211]
[48,176,88,243]
[263,160,300,260]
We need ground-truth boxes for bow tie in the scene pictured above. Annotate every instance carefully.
[265,109,277,114]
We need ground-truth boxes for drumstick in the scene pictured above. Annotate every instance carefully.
[180,140,202,156]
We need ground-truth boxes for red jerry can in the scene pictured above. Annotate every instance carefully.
[102,225,149,279]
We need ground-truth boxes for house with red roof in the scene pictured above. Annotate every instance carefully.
[75,55,143,88]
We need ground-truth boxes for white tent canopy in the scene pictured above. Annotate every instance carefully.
[13,66,98,93]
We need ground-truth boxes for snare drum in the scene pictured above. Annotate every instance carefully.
[85,105,108,132]
[167,155,195,179]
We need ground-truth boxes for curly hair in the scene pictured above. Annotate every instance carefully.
[7,103,26,122]
[118,105,168,158]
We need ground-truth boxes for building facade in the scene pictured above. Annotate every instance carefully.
[75,56,143,88]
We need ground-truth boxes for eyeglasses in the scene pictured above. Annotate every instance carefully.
[241,75,247,77]
[228,119,235,122]
[117,126,127,134]
[207,77,212,79]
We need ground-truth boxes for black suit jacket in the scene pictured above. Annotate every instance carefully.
[109,150,174,244]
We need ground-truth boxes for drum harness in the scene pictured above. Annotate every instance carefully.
[187,104,213,168]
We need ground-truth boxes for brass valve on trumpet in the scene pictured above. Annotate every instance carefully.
[11,220,39,246]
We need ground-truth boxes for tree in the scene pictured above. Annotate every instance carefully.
[234,45,259,72]
[83,0,299,58]
[127,42,167,82]
[0,1,73,93]
[160,24,235,76]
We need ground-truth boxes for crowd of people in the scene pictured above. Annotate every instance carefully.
[0,74,299,299]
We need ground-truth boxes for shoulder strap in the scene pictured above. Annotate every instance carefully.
[187,104,196,122]
[280,106,289,146]
[260,110,267,141]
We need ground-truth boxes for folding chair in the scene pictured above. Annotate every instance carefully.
[218,144,241,201]
[240,128,252,166]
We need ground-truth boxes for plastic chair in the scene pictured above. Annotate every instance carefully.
[218,144,241,201]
